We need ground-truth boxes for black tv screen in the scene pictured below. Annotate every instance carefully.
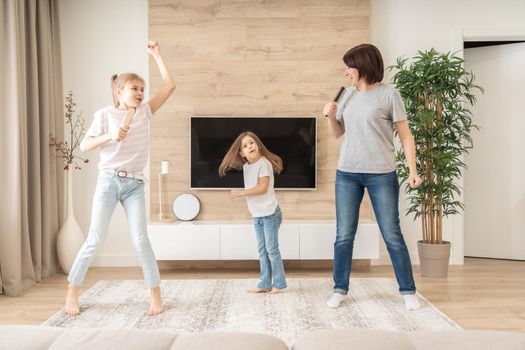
[191,116,316,189]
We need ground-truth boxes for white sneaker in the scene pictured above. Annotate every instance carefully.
[326,293,345,308]
[403,294,420,311]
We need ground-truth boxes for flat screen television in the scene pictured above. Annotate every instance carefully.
[190,116,316,189]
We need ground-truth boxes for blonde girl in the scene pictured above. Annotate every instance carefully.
[64,41,175,316]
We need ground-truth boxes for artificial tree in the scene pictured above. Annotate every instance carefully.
[389,49,483,245]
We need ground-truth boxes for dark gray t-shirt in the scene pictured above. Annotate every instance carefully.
[335,83,407,173]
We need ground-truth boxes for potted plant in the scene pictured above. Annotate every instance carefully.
[389,49,483,277]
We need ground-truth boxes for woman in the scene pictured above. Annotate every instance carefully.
[323,44,421,311]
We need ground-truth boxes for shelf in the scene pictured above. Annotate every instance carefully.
[148,221,379,260]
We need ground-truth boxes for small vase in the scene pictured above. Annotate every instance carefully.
[57,170,85,274]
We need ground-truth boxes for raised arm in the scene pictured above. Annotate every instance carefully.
[323,101,345,138]
[146,41,176,114]
[80,126,131,152]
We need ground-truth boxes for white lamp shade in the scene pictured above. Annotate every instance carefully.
[161,161,170,175]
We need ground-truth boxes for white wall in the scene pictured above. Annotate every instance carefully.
[58,0,525,266]
[58,0,148,266]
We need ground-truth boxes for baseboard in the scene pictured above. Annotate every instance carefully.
[158,259,369,270]
[93,251,462,268]
[91,256,370,270]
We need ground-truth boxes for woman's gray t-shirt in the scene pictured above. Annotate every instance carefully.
[335,83,407,173]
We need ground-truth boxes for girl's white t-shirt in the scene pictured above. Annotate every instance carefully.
[243,156,278,217]
[86,103,151,173]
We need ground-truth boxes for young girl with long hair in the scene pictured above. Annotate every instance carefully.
[219,131,287,294]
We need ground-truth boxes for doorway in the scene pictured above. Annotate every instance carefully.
[463,42,525,260]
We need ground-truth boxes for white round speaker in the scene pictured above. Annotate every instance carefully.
[172,193,200,221]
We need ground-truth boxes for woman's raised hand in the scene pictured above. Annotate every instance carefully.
[323,102,337,120]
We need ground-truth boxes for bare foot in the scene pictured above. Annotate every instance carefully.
[148,287,164,316]
[65,284,80,316]
[247,287,270,293]
[266,287,285,294]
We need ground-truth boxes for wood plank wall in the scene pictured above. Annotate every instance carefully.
[149,0,370,221]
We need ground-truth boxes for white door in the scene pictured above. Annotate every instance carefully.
[464,42,525,260]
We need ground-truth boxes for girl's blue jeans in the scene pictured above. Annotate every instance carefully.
[253,207,287,290]
[333,170,416,295]
[68,171,161,288]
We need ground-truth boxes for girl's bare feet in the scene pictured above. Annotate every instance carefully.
[266,287,285,294]
[148,287,164,316]
[65,284,80,316]
[247,287,270,293]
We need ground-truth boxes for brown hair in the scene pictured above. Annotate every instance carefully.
[218,131,283,177]
[342,44,384,84]
[110,73,145,107]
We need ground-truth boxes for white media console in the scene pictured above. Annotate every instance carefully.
[148,220,380,260]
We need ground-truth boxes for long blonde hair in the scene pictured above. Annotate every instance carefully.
[110,73,145,107]
[218,131,283,177]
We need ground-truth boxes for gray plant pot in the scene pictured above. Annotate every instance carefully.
[417,240,451,278]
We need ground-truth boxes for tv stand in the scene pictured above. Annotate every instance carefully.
[148,220,379,260]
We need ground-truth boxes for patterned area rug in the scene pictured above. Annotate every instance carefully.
[44,278,460,345]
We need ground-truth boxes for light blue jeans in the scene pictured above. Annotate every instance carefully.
[68,171,161,288]
[253,207,287,290]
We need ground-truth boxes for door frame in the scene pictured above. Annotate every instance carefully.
[450,27,525,264]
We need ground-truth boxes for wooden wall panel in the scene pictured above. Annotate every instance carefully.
[149,0,370,221]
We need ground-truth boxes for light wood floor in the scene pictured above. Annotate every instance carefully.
[1,258,524,332]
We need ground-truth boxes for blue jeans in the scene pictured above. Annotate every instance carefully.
[253,207,287,290]
[333,170,416,295]
[68,171,161,288]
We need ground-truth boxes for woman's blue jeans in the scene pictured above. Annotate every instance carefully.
[253,207,287,290]
[333,170,416,295]
[68,171,161,288]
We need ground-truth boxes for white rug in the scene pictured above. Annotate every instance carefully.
[44,278,460,345]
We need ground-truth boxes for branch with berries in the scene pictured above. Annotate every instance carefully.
[50,91,89,170]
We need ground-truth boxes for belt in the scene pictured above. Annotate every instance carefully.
[105,169,146,182]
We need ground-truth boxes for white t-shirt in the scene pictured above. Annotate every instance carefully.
[243,157,278,217]
[86,103,151,173]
